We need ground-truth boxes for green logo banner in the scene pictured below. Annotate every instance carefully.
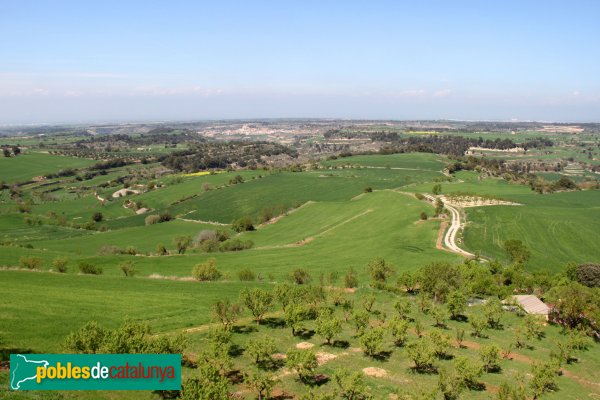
[10,354,181,390]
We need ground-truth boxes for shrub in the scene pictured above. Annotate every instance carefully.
[344,268,358,288]
[156,244,168,255]
[173,235,193,254]
[120,261,136,277]
[145,214,160,225]
[125,246,138,256]
[414,192,425,200]
[363,186,373,193]
[420,212,428,220]
[576,263,600,288]
[51,257,68,273]
[92,212,103,222]
[219,238,253,252]
[195,230,217,244]
[158,212,173,223]
[199,239,220,253]
[292,269,311,285]
[19,256,42,270]
[238,268,256,281]
[99,245,124,255]
[78,262,103,275]
[192,259,221,281]
[232,216,255,232]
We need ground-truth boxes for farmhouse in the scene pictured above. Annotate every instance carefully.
[512,295,550,318]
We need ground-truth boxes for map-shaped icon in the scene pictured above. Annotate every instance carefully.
[11,354,49,390]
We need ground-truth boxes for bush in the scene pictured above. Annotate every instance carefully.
[344,268,358,288]
[145,214,160,225]
[420,212,428,220]
[414,193,425,200]
[158,212,173,223]
[125,246,138,255]
[219,239,253,252]
[238,268,256,281]
[19,256,42,270]
[192,259,222,281]
[92,212,103,222]
[51,257,68,273]
[232,216,255,232]
[120,261,136,277]
[156,244,168,256]
[363,186,373,193]
[78,262,103,275]
[195,230,217,244]
[292,269,311,285]
[199,239,220,253]
[576,263,600,288]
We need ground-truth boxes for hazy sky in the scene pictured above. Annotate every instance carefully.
[1,1,599,124]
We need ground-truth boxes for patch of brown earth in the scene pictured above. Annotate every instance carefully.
[295,342,314,349]
[363,367,387,378]
[436,221,448,250]
[315,352,337,365]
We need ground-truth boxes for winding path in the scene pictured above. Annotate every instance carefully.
[423,194,474,257]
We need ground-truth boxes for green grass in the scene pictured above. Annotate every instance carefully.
[0,152,95,184]
[0,270,266,352]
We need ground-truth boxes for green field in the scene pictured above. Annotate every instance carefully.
[0,152,95,184]
[1,150,599,399]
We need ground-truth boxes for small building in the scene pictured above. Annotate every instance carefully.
[512,295,550,319]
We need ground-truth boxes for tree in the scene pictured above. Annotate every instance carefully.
[576,263,600,288]
[211,299,241,329]
[359,327,384,357]
[453,356,483,389]
[181,362,229,400]
[286,349,318,382]
[483,297,503,329]
[246,336,276,365]
[366,257,394,283]
[470,313,487,338]
[389,317,409,346]
[119,261,136,277]
[333,368,372,400]
[455,328,465,348]
[244,369,277,400]
[393,298,412,320]
[362,295,375,313]
[2,148,10,157]
[285,304,309,336]
[523,314,545,341]
[240,288,274,324]
[315,309,342,345]
[446,290,467,320]
[429,329,452,359]
[173,235,192,254]
[12,146,20,156]
[529,361,559,398]
[435,198,445,216]
[192,258,222,281]
[397,271,418,293]
[430,305,450,328]
[437,367,464,400]
[406,338,436,372]
[419,262,462,303]
[64,321,107,353]
[546,282,593,329]
[420,212,428,220]
[479,344,501,373]
[351,310,370,336]
[432,184,442,195]
[503,239,531,263]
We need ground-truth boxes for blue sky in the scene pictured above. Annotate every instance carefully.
[1,0,599,123]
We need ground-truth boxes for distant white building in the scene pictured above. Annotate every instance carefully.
[512,295,550,319]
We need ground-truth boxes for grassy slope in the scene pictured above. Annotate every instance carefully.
[407,171,600,270]
[0,270,266,352]
[0,152,95,184]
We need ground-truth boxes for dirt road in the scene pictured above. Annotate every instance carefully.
[424,194,474,257]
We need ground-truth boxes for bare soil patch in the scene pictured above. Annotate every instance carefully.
[295,342,314,350]
[363,367,387,378]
